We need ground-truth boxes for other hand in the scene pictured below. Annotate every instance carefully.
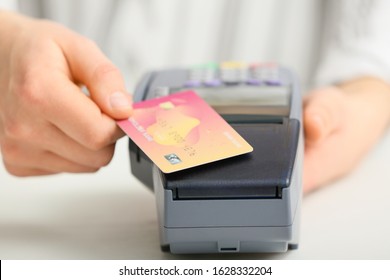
[303,77,390,193]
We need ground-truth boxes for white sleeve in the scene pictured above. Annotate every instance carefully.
[0,0,18,10]
[315,0,390,86]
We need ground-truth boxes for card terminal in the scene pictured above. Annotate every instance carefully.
[128,62,303,254]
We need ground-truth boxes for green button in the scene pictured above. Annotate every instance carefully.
[192,62,219,70]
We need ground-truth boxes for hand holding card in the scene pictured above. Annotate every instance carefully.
[117,90,253,173]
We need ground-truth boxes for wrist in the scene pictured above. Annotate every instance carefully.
[0,10,37,59]
[338,76,390,136]
[336,76,390,126]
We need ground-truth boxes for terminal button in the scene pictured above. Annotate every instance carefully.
[220,61,247,84]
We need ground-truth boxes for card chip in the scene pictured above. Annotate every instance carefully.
[164,154,182,165]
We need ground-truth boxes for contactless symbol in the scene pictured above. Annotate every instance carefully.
[164,154,182,165]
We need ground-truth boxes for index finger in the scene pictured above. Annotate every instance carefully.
[44,75,125,150]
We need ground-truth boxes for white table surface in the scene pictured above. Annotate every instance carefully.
[1,130,390,260]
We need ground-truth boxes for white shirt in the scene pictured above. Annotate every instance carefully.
[2,0,390,92]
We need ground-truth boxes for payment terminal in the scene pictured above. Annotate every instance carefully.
[129,62,303,254]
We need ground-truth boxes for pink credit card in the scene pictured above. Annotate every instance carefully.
[117,90,253,173]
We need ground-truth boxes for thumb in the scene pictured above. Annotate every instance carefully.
[59,33,132,119]
[303,87,346,145]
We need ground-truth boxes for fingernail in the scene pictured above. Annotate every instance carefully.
[109,91,131,109]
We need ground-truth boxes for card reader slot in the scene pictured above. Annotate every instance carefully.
[215,105,290,117]
[129,139,154,190]
[222,114,283,124]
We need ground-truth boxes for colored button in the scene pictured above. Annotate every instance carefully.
[264,80,281,86]
[204,79,222,87]
[246,79,262,85]
[202,62,219,69]
[183,80,202,88]
[220,61,246,69]
[221,70,240,84]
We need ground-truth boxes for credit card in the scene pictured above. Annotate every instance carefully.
[117,90,253,173]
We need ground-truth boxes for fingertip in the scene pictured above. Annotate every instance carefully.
[303,87,346,145]
[108,91,133,119]
[304,112,327,144]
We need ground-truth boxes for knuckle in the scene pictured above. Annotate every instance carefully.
[14,70,46,107]
[81,37,99,49]
[94,145,115,168]
[2,118,28,140]
[3,163,23,177]
[92,62,120,81]
[66,164,100,174]
[87,167,100,173]
[1,150,28,177]
[84,127,113,151]
[0,141,21,165]
[3,163,43,177]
